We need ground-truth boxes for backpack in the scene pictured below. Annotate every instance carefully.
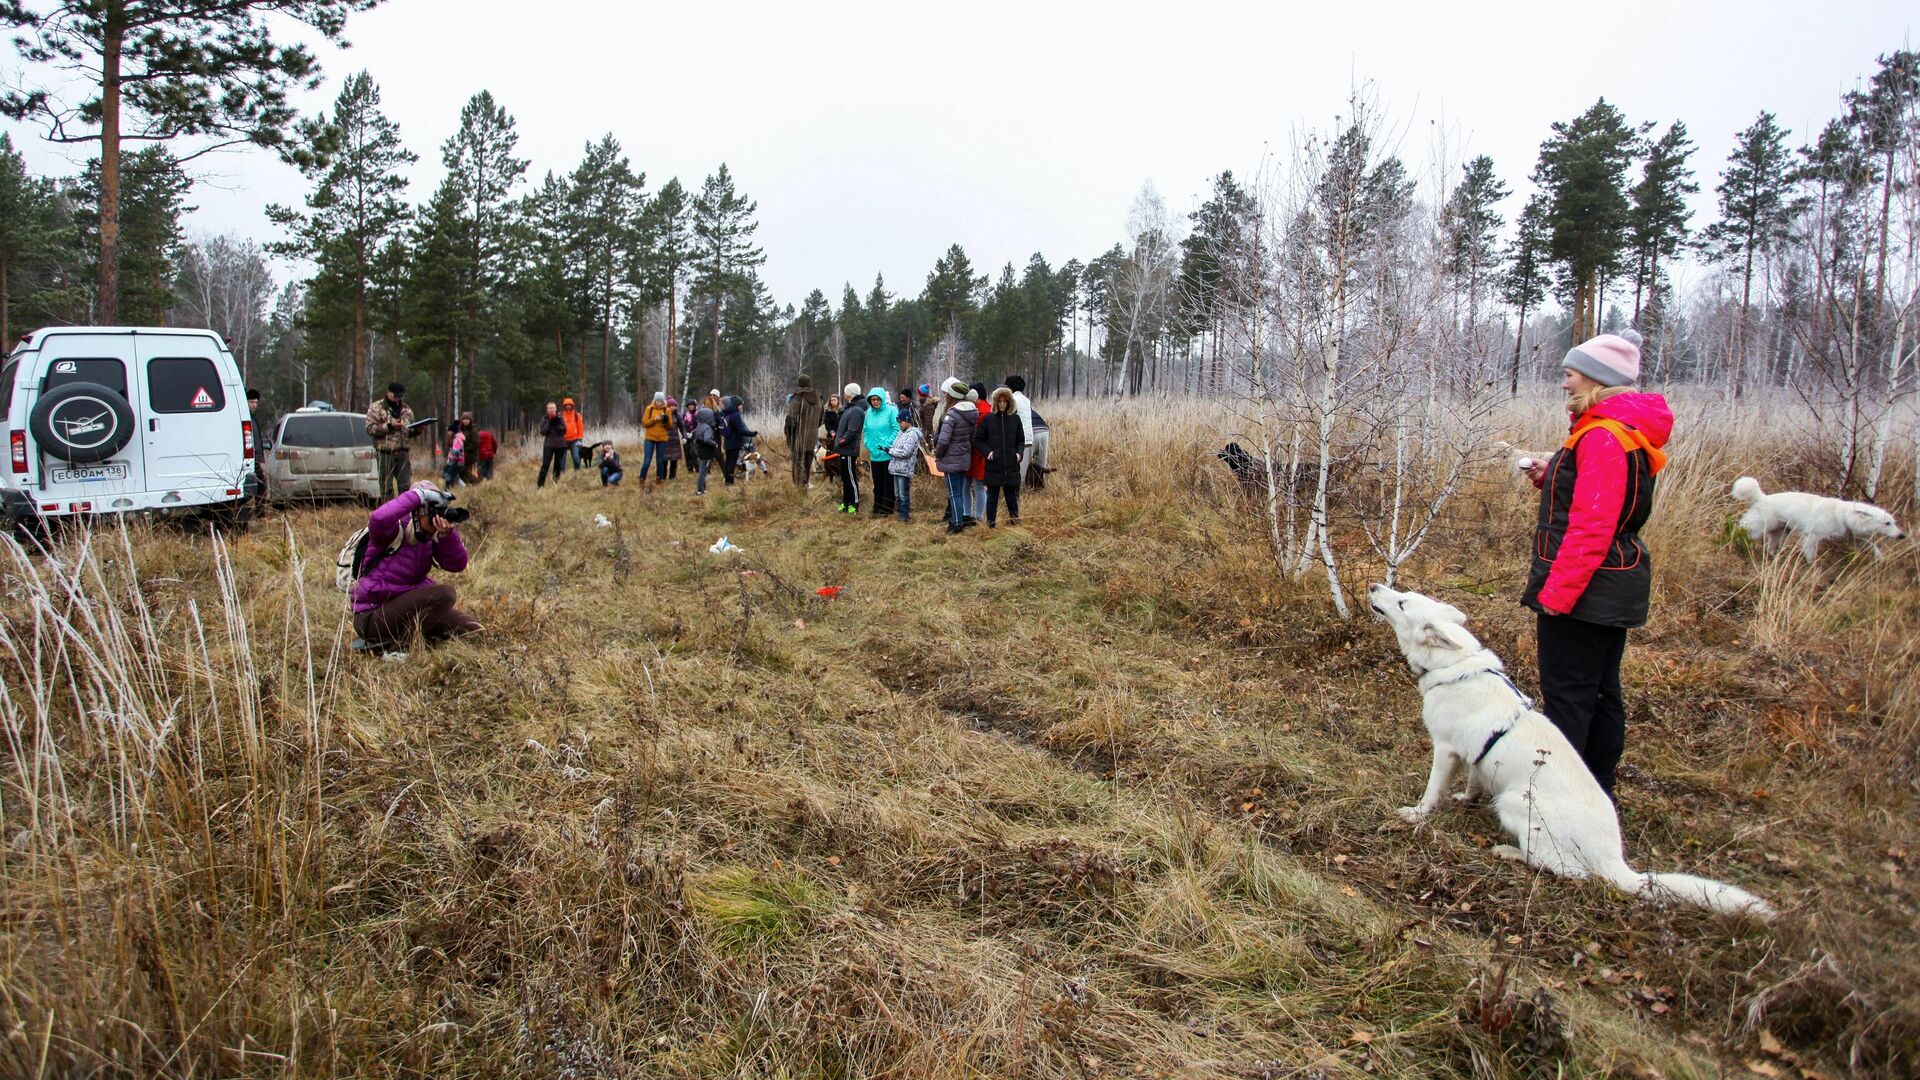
[335,526,403,593]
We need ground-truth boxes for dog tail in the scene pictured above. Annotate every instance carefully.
[1731,476,1765,505]
[1597,860,1776,920]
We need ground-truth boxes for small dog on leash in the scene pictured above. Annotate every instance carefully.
[1731,477,1907,562]
[737,438,772,482]
[1367,583,1776,920]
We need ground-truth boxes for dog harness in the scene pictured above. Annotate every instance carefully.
[1419,657,1533,766]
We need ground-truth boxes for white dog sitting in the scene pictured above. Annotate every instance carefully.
[1731,477,1907,562]
[1367,583,1776,920]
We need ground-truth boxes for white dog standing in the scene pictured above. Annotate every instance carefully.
[1368,583,1775,920]
[1732,477,1906,562]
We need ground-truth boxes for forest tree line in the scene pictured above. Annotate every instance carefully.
[1,3,1914,465]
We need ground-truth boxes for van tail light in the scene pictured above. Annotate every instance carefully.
[9,431,25,474]
[242,420,255,460]
[274,448,309,461]
[352,449,375,460]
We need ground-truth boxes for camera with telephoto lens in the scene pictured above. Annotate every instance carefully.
[416,486,470,525]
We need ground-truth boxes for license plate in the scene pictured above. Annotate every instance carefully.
[51,462,129,484]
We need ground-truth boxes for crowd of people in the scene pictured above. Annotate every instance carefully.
[343,370,1054,651]
[787,372,1050,532]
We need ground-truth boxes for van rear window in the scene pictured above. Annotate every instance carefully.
[43,358,129,399]
[146,357,226,413]
[279,414,371,448]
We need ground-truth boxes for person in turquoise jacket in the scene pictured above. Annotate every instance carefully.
[861,385,901,517]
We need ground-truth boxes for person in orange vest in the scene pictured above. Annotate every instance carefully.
[1521,329,1670,800]
[561,396,586,470]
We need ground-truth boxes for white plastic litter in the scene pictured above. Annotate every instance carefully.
[594,514,612,528]
[379,650,409,662]
[709,536,743,555]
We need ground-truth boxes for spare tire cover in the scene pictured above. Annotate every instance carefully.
[29,381,137,464]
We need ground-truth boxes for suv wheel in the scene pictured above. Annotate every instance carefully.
[29,382,137,464]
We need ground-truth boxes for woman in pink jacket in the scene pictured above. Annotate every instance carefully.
[1521,330,1670,799]
[353,483,481,648]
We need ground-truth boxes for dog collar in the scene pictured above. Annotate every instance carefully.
[1419,657,1534,710]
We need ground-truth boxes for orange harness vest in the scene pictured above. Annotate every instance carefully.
[1565,417,1667,475]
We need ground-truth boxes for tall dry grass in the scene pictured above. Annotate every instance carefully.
[0,392,1914,1077]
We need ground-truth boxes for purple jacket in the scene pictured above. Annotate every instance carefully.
[351,490,469,613]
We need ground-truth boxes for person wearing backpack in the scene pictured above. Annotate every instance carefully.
[691,405,720,495]
[351,483,479,649]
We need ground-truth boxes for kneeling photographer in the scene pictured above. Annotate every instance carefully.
[353,482,481,649]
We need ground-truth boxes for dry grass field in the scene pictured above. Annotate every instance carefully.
[2,395,1916,1078]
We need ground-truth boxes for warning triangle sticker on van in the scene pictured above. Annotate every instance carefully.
[191,387,215,408]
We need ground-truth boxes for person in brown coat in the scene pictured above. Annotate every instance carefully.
[783,374,824,487]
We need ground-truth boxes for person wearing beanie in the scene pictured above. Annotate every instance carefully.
[918,384,940,439]
[783,374,824,488]
[640,391,674,483]
[831,383,868,513]
[1520,327,1671,799]
[862,385,901,517]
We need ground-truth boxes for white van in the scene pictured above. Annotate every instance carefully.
[3,326,259,534]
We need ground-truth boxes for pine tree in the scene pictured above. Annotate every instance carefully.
[565,134,644,414]
[1499,195,1550,395]
[1844,49,1919,314]
[1704,111,1799,396]
[1532,99,1645,339]
[1626,122,1696,326]
[1180,170,1259,389]
[71,145,188,324]
[1439,155,1510,326]
[0,131,70,345]
[440,91,528,410]
[863,274,893,388]
[796,288,832,374]
[268,71,414,410]
[922,243,985,338]
[690,164,765,391]
[636,177,692,392]
[2,0,382,322]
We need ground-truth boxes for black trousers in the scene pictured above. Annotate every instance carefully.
[537,446,568,487]
[836,456,860,508]
[1535,614,1629,796]
[723,445,740,484]
[986,482,1020,525]
[870,460,894,515]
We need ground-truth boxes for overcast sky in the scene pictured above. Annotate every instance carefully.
[4,0,1914,307]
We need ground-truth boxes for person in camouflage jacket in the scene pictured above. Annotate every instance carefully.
[366,381,416,500]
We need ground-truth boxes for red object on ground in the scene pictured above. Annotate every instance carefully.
[815,586,843,599]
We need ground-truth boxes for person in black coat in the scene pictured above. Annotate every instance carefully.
[831,382,867,513]
[976,386,1027,527]
[536,401,569,487]
[720,396,756,485]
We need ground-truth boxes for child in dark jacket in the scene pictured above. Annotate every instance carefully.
[598,444,623,486]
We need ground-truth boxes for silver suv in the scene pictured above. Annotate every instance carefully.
[265,407,380,503]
